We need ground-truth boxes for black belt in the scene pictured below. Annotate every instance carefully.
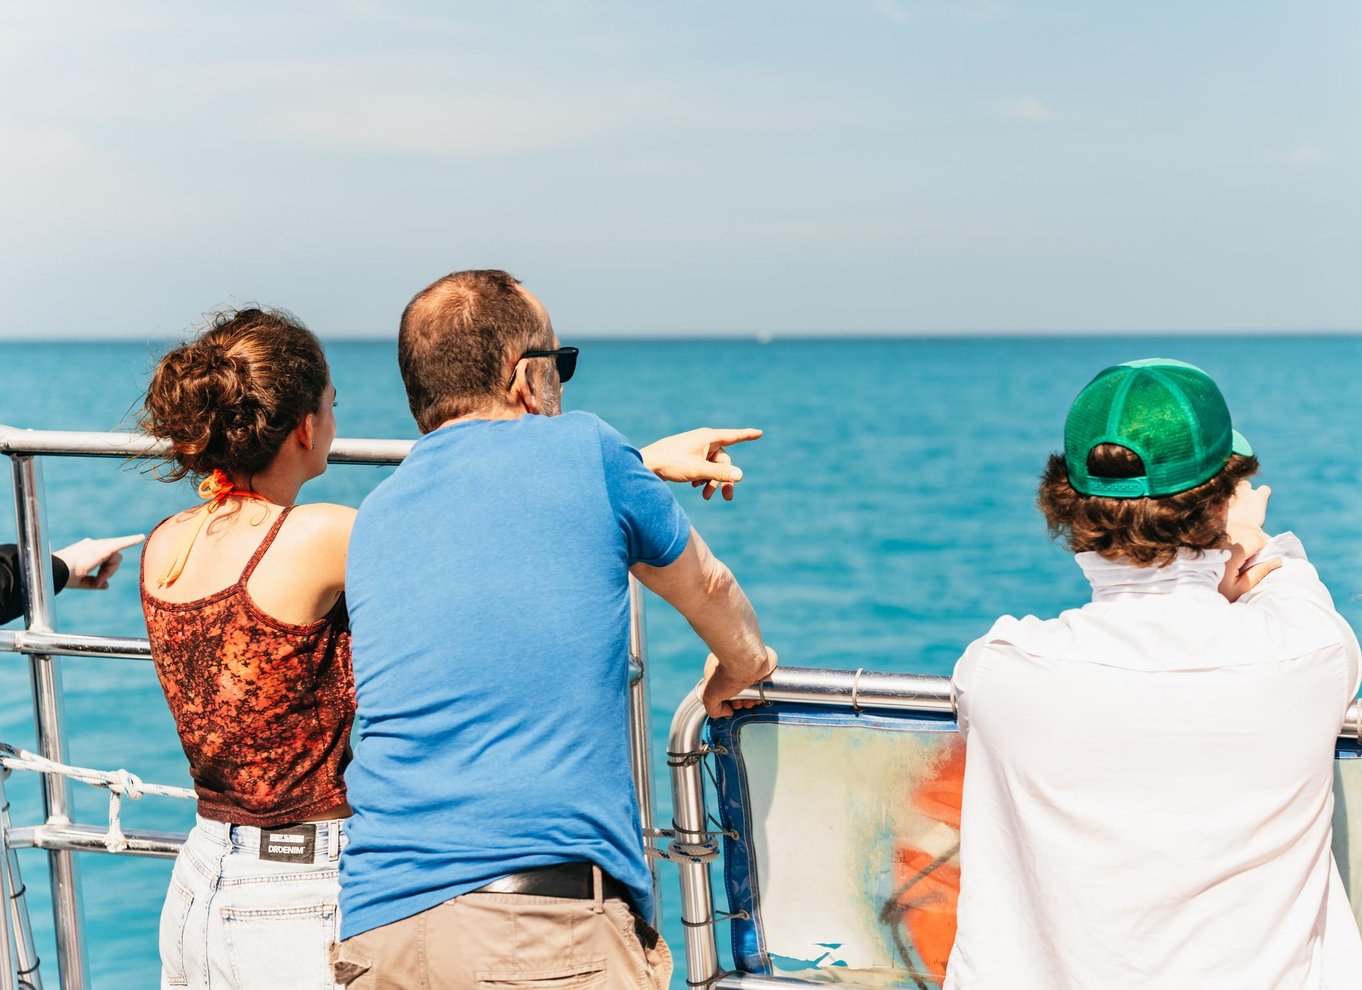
[472,863,660,950]
[474,862,632,903]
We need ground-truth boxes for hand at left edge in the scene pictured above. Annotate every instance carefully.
[53,534,146,590]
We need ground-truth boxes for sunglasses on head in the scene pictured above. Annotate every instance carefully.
[508,346,578,390]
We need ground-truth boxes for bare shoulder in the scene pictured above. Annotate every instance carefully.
[289,502,358,525]
[260,503,354,596]
[283,503,357,544]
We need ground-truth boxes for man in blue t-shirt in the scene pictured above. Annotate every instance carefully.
[335,269,777,990]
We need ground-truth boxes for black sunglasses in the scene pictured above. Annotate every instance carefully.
[508,346,578,390]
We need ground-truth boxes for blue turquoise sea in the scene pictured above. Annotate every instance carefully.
[3,336,1362,986]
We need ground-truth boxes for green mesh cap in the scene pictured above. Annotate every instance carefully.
[1064,358,1253,498]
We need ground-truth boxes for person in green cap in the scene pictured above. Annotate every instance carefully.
[946,359,1362,989]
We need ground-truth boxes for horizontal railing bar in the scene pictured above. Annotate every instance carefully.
[0,639,1354,739]
[0,633,652,680]
[7,824,184,859]
[728,666,1362,744]
[0,425,412,466]
[0,630,150,661]
[740,665,954,712]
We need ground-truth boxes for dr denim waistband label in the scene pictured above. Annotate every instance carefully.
[258,824,317,863]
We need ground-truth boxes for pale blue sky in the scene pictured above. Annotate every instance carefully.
[1,1,1357,338]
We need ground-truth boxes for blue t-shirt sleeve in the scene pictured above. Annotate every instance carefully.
[594,419,691,567]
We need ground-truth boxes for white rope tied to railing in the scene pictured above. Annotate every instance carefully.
[0,741,194,853]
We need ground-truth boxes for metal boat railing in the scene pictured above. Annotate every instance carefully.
[0,424,659,990]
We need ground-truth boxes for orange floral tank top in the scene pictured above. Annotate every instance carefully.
[140,506,354,827]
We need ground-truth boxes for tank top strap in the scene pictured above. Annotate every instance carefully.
[139,513,179,594]
[239,505,295,585]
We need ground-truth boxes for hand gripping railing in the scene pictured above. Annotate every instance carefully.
[665,666,1362,990]
[0,424,659,990]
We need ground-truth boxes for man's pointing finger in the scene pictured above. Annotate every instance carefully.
[705,428,763,450]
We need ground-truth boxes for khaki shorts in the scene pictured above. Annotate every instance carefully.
[332,873,672,990]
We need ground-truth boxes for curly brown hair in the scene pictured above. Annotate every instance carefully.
[141,308,329,482]
[1038,445,1259,566]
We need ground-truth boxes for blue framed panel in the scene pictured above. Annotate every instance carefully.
[708,706,960,987]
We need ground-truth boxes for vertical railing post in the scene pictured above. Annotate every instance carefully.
[0,770,16,990]
[626,576,660,926]
[668,693,720,986]
[10,456,86,990]
[0,765,41,990]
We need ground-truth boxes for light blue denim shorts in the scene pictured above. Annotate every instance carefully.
[160,815,345,990]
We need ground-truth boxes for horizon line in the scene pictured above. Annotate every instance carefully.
[3,327,1361,345]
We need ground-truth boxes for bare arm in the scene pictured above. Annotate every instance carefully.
[631,527,776,717]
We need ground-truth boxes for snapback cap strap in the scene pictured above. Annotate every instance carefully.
[1077,431,1156,499]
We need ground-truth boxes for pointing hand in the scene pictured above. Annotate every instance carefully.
[54,534,146,590]
[639,428,763,501]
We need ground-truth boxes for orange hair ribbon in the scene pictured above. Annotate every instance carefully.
[157,470,270,587]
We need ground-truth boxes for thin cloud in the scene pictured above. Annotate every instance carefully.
[1272,145,1329,166]
[0,125,91,172]
[255,84,646,162]
[873,0,913,21]
[1000,97,1056,123]
[873,0,1006,23]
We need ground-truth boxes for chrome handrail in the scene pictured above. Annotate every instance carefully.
[0,631,150,661]
[0,424,413,465]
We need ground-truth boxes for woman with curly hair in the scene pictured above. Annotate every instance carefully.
[139,308,354,989]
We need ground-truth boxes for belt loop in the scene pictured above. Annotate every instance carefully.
[327,821,340,863]
[591,864,604,914]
